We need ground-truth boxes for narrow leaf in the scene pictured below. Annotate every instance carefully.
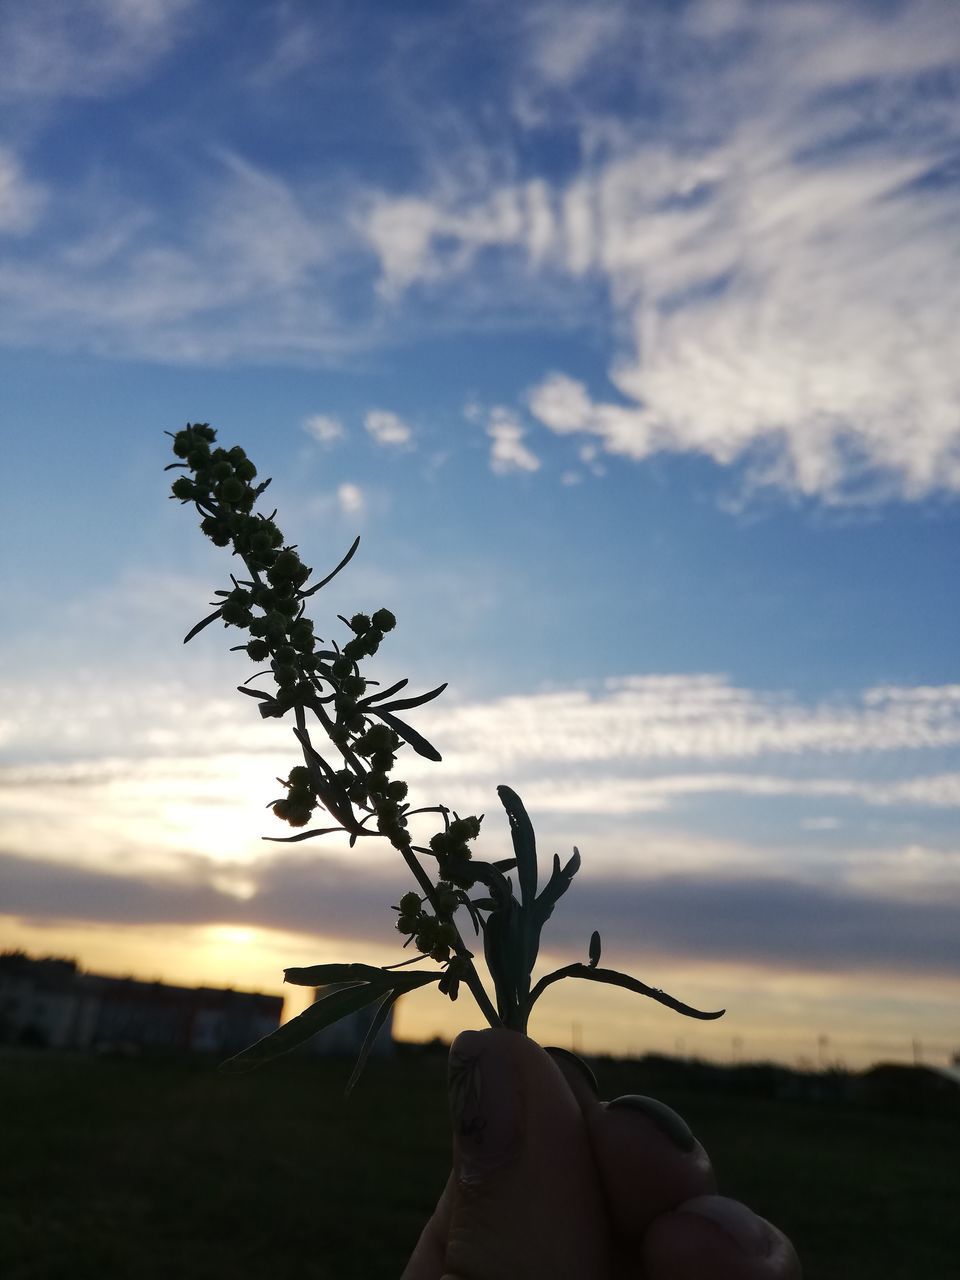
[375,710,442,761]
[284,963,439,992]
[284,963,390,986]
[263,826,346,843]
[237,685,273,701]
[588,931,601,968]
[345,990,401,1096]
[532,847,581,929]
[496,785,537,908]
[301,535,360,596]
[219,983,383,1072]
[183,607,223,644]
[378,683,448,713]
[358,678,408,706]
[533,963,725,1022]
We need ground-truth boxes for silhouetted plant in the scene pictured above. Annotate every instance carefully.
[167,424,723,1085]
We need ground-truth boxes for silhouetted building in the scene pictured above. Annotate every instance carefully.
[0,952,281,1053]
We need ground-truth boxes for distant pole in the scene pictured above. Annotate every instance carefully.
[913,1037,922,1065]
[572,1021,583,1053]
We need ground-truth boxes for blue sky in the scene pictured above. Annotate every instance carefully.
[2,0,959,1066]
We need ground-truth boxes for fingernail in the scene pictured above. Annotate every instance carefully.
[606,1094,697,1153]
[544,1046,599,1096]
[681,1196,773,1258]
[448,1031,522,1182]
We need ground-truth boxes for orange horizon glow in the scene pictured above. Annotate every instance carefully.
[4,914,957,1073]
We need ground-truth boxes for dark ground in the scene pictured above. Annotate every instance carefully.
[1,1047,957,1278]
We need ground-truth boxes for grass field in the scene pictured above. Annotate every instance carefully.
[1,1046,957,1278]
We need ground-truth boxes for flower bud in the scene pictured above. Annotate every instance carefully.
[371,608,396,632]
[172,429,194,458]
[285,803,313,827]
[171,477,195,500]
[221,600,252,627]
[349,613,371,634]
[399,891,421,915]
[219,477,245,504]
[246,639,269,661]
[269,550,301,580]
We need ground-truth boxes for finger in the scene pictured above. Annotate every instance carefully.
[644,1195,802,1280]
[401,1172,456,1280]
[442,1029,610,1280]
[547,1050,716,1243]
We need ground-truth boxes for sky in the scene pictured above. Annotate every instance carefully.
[2,0,959,1069]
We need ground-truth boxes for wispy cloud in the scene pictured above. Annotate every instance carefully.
[360,0,960,503]
[0,146,45,233]
[0,0,195,102]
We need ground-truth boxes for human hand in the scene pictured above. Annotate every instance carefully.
[403,1029,801,1279]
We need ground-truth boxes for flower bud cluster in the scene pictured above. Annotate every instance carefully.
[438,954,471,1000]
[395,883,460,961]
[170,424,408,842]
[272,765,317,828]
[429,815,483,889]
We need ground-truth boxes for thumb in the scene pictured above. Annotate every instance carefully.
[441,1029,609,1280]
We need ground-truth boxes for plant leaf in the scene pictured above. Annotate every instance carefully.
[374,710,442,761]
[301,535,361,597]
[219,983,383,1072]
[284,963,389,986]
[378,683,448,713]
[283,964,439,992]
[236,685,274,701]
[496,785,537,908]
[183,607,223,644]
[533,963,725,1021]
[533,847,581,931]
[588,931,601,968]
[358,678,408,706]
[263,826,346,843]
[344,990,401,1096]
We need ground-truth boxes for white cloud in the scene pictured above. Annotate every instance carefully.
[303,413,344,445]
[337,482,364,516]
[485,406,541,474]
[364,409,413,447]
